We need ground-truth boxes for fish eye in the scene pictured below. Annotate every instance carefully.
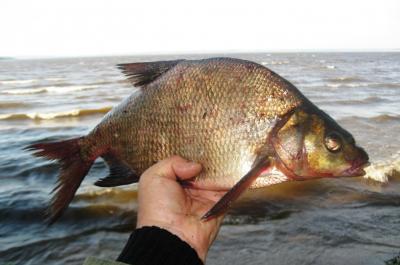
[324,132,342,152]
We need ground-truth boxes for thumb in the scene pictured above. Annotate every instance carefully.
[141,155,202,181]
[172,159,202,180]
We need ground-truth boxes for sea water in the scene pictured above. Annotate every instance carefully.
[0,53,399,264]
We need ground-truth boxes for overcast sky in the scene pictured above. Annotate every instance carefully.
[1,0,399,58]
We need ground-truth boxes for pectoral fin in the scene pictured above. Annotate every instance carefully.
[201,156,271,221]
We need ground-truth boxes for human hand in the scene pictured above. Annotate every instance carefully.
[136,156,226,262]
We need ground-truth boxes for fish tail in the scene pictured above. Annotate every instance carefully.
[25,137,94,224]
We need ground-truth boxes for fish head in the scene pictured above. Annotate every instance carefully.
[271,108,369,180]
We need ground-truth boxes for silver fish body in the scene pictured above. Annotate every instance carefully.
[27,57,369,222]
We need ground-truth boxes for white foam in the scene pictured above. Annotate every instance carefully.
[326,83,368,88]
[2,87,46,94]
[2,84,98,95]
[0,79,37,85]
[26,110,81,120]
[0,106,111,120]
[363,152,400,183]
[0,114,13,120]
[0,110,80,120]
[45,77,64,81]
[261,61,290,66]
[45,84,98,93]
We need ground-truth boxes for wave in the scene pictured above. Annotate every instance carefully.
[91,79,129,86]
[325,81,400,89]
[1,84,98,95]
[326,76,366,83]
[1,87,47,94]
[339,114,400,124]
[326,82,369,88]
[0,187,137,226]
[0,79,37,85]
[369,82,400,89]
[369,114,400,122]
[364,152,400,183]
[73,187,138,206]
[0,77,67,85]
[0,102,32,109]
[261,60,290,65]
[318,96,389,106]
[45,77,65,82]
[0,203,132,224]
[0,107,111,120]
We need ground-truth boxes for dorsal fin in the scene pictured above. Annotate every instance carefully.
[117,59,184,87]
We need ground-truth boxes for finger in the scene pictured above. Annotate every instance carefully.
[186,189,226,203]
[141,156,181,181]
[141,155,201,181]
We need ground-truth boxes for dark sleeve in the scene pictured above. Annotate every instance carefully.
[117,226,204,265]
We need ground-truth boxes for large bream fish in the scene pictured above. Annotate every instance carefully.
[27,57,369,223]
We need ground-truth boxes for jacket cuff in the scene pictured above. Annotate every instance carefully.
[117,226,203,265]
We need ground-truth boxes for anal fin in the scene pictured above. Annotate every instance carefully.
[201,156,271,221]
[95,154,139,187]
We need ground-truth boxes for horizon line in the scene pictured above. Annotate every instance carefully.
[3,48,400,60]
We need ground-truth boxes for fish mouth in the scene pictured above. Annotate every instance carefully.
[341,160,370,177]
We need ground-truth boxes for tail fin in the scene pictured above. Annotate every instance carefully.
[26,137,94,224]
